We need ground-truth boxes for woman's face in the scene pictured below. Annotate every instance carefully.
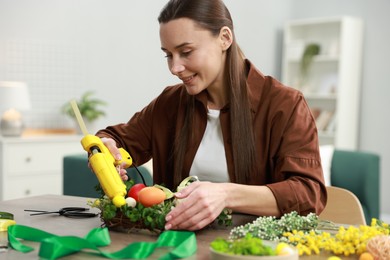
[160,18,228,96]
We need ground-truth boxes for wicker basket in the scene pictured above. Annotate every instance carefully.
[100,211,165,233]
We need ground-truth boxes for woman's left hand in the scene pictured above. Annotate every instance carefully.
[164,181,228,231]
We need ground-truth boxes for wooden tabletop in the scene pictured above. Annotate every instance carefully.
[0,195,358,259]
[0,194,250,259]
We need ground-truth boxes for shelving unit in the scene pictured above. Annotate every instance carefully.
[282,16,363,149]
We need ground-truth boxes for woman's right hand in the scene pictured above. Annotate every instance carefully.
[88,137,129,181]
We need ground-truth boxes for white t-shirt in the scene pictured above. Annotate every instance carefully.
[189,109,230,182]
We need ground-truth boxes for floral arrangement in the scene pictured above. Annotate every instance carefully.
[229,211,322,241]
[227,211,390,258]
[88,176,232,233]
[284,220,389,257]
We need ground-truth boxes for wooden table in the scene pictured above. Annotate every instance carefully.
[0,194,252,259]
[0,195,358,259]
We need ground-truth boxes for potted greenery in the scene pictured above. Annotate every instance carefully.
[61,91,107,133]
[299,43,321,89]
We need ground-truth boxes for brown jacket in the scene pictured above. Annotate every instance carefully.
[97,60,327,216]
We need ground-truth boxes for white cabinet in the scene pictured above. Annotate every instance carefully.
[282,16,363,149]
[0,135,82,200]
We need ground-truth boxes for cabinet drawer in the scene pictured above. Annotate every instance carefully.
[4,175,62,200]
[5,142,81,175]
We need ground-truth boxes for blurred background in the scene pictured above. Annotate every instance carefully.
[0,0,388,220]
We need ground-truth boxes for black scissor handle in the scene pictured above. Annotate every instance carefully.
[59,207,90,214]
[59,207,97,218]
[62,211,98,218]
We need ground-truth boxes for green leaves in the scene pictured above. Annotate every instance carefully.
[211,234,275,256]
[217,209,233,227]
[300,43,320,77]
[61,91,107,122]
[102,203,117,220]
[210,238,230,253]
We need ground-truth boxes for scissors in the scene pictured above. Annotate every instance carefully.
[24,207,98,218]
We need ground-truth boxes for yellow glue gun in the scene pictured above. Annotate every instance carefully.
[69,99,132,208]
[81,134,132,207]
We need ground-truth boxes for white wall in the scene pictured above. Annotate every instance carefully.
[0,0,388,218]
[288,0,390,223]
[0,0,173,129]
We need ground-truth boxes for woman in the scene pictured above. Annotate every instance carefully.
[96,0,327,231]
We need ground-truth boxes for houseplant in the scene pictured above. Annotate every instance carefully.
[61,91,107,132]
[298,43,321,89]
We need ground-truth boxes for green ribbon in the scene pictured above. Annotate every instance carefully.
[8,224,197,259]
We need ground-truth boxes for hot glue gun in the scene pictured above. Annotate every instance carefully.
[70,100,132,207]
[81,134,132,207]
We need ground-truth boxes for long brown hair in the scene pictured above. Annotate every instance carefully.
[158,0,256,185]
